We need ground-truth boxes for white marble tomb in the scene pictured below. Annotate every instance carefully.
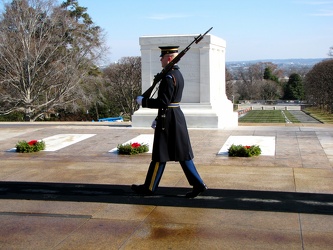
[131,33,238,128]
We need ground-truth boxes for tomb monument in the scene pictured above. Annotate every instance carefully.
[132,33,238,128]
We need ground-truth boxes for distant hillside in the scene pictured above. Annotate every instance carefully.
[226,58,328,67]
[226,58,331,77]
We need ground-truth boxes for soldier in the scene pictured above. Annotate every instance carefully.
[132,46,207,198]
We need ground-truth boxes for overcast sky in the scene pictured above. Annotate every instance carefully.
[8,0,333,63]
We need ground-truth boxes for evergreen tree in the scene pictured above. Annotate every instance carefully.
[263,67,279,83]
[284,73,304,100]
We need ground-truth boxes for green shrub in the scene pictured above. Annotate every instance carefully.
[0,112,24,121]
[228,144,261,157]
[16,140,45,153]
[117,142,149,155]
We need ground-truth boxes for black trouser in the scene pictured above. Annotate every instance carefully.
[144,160,204,192]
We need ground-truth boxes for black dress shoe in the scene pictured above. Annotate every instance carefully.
[186,183,208,198]
[131,184,153,195]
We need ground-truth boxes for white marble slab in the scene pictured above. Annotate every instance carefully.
[43,134,96,151]
[109,134,154,154]
[8,134,96,152]
[218,136,276,156]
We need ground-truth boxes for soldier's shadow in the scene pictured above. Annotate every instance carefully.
[1,181,333,215]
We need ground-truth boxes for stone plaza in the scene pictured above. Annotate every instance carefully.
[0,121,333,249]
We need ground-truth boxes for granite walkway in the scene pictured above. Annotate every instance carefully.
[0,122,333,249]
[288,110,321,123]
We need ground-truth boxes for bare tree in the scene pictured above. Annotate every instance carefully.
[225,68,234,101]
[259,80,283,100]
[0,0,105,121]
[232,62,283,101]
[75,66,107,120]
[236,63,264,100]
[103,57,142,118]
[304,59,333,113]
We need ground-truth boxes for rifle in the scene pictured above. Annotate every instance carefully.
[141,27,213,98]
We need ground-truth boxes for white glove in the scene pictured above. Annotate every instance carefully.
[136,96,143,105]
[151,119,157,129]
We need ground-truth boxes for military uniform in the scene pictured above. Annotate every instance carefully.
[132,46,207,198]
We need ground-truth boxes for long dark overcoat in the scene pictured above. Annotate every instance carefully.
[142,65,194,162]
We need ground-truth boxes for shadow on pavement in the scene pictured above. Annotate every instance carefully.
[1,181,333,215]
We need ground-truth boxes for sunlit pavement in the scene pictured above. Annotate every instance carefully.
[0,122,333,249]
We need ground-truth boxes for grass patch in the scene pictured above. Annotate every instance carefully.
[239,110,300,123]
[303,107,333,124]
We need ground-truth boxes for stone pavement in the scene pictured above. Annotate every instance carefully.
[0,122,333,249]
[288,111,321,123]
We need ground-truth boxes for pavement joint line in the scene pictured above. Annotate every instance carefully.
[0,211,92,219]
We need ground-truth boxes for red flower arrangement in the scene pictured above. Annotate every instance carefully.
[131,142,141,148]
[16,139,45,153]
[117,142,149,155]
[228,144,261,157]
[28,140,38,146]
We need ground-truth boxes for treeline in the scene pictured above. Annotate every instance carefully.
[226,62,306,102]
[225,58,333,114]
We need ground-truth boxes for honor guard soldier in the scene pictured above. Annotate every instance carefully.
[132,46,207,198]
